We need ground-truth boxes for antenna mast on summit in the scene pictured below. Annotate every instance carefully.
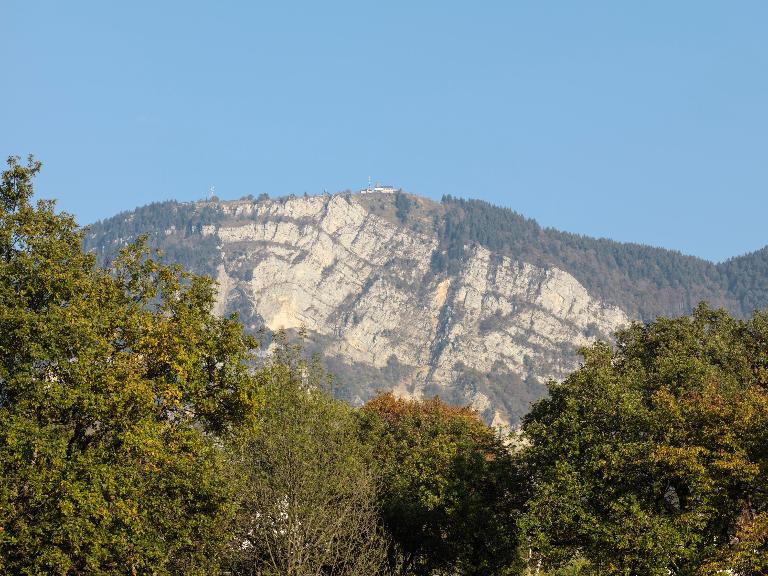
[207,186,215,201]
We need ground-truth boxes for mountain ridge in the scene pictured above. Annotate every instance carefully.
[82,190,768,424]
[86,192,768,316]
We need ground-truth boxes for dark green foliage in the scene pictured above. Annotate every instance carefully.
[361,393,524,576]
[83,200,225,276]
[435,196,768,320]
[395,191,412,223]
[520,304,768,575]
[720,246,768,315]
[0,157,263,574]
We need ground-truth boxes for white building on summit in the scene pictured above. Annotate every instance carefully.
[360,178,398,194]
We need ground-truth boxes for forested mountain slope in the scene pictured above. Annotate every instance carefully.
[83,191,768,424]
[430,196,767,321]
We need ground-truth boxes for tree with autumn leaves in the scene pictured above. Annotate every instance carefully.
[0,155,263,574]
[520,304,768,575]
[361,393,523,576]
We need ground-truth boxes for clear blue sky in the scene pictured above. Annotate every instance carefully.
[3,1,767,262]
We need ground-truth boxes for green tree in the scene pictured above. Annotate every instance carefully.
[394,191,412,223]
[361,393,523,576]
[225,335,389,576]
[520,304,768,575]
[0,156,262,574]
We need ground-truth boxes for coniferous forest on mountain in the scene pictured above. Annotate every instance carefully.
[3,156,767,575]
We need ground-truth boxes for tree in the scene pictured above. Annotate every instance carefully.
[520,304,768,575]
[361,393,523,576]
[0,156,262,574]
[394,191,412,223]
[225,335,389,576]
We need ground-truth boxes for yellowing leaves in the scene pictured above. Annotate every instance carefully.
[0,158,262,574]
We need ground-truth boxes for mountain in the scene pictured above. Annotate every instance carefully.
[83,190,768,425]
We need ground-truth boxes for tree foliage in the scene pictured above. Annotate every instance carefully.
[394,191,412,223]
[0,156,262,574]
[225,335,389,576]
[520,304,768,575]
[361,393,523,576]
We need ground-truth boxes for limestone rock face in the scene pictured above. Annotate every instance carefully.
[198,194,629,426]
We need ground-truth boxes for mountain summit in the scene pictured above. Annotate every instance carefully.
[84,190,768,424]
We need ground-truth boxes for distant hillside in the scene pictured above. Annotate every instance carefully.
[427,196,768,321]
[353,192,768,320]
[87,192,767,322]
[82,191,768,424]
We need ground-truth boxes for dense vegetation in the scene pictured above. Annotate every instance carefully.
[361,393,523,575]
[520,304,768,574]
[432,196,768,321]
[83,200,225,277]
[0,157,262,574]
[3,157,767,574]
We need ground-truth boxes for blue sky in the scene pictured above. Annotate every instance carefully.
[3,1,767,262]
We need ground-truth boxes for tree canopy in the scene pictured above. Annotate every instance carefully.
[520,304,768,575]
[0,156,262,574]
[225,335,389,576]
[361,393,523,576]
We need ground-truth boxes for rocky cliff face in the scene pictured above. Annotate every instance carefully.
[164,192,628,426]
[85,192,630,425]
